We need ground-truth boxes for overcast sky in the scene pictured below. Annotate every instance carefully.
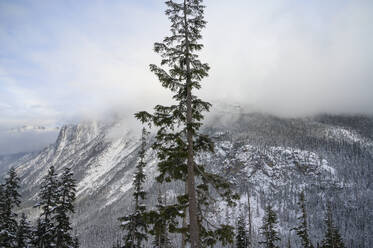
[1,0,373,154]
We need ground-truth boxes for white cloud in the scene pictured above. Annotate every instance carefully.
[201,0,373,116]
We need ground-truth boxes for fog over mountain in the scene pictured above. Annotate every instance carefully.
[1,0,372,128]
[1,0,373,155]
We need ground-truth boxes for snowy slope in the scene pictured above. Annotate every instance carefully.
[8,113,373,248]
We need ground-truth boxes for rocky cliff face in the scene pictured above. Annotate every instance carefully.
[7,112,373,248]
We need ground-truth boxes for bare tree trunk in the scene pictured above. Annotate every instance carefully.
[184,0,200,246]
[181,185,188,248]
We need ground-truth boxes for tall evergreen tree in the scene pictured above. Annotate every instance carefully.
[236,214,248,248]
[0,167,21,248]
[320,204,345,248]
[135,0,238,246]
[55,167,77,248]
[119,128,148,248]
[16,213,32,248]
[34,166,59,248]
[259,204,281,248]
[294,191,314,248]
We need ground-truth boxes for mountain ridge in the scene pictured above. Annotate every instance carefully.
[2,112,372,247]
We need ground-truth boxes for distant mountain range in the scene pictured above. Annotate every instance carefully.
[0,125,59,156]
[9,125,59,133]
[1,110,372,248]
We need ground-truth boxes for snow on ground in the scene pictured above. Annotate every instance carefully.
[324,126,362,144]
[78,137,139,195]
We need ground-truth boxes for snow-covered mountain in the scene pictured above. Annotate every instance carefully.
[0,152,34,177]
[5,112,373,248]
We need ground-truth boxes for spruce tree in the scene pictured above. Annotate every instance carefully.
[236,214,248,248]
[259,204,281,248]
[119,128,148,247]
[34,166,59,247]
[55,167,77,248]
[0,167,21,248]
[135,0,238,246]
[320,204,345,248]
[294,191,314,248]
[16,213,32,248]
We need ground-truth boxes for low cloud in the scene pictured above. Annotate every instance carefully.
[0,128,59,155]
[0,0,372,154]
[201,0,373,117]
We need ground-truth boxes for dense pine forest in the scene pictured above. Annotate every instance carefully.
[0,167,78,247]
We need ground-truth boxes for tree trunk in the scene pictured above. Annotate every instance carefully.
[247,190,252,248]
[184,0,200,246]
[181,185,188,248]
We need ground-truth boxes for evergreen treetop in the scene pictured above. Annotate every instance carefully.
[55,167,77,248]
[34,166,79,248]
[36,166,59,219]
[3,167,21,210]
[0,167,21,248]
[119,128,149,248]
[133,127,148,208]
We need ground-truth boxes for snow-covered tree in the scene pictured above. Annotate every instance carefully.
[259,204,281,248]
[135,0,238,246]
[294,191,314,248]
[34,166,59,247]
[16,213,32,248]
[55,167,77,248]
[320,204,345,248]
[0,167,21,248]
[236,214,248,248]
[119,128,148,247]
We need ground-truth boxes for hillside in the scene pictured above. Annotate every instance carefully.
[5,112,373,248]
